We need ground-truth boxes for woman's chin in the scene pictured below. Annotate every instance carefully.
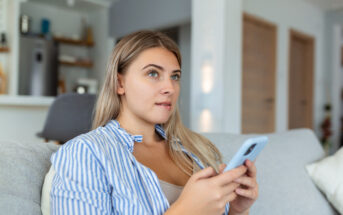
[148,115,171,125]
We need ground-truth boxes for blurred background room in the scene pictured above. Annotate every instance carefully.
[0,0,343,155]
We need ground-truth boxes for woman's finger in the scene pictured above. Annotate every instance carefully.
[212,165,247,186]
[194,166,217,181]
[245,160,257,178]
[224,191,238,203]
[235,187,258,199]
[219,163,227,173]
[234,176,257,188]
[221,182,240,196]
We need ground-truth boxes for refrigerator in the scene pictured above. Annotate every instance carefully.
[18,36,58,96]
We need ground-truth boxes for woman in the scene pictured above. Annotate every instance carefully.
[50,30,258,215]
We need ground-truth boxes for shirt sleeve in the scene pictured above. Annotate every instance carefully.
[50,139,112,214]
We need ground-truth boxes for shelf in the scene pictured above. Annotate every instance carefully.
[0,95,54,107]
[0,47,9,53]
[59,60,93,68]
[54,36,94,47]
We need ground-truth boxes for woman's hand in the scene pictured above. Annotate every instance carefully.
[220,160,259,215]
[167,165,247,215]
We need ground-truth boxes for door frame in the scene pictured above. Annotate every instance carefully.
[288,29,314,129]
[241,13,277,133]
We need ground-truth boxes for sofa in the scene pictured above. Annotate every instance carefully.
[0,128,338,214]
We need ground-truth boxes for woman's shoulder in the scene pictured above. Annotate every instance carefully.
[51,125,122,164]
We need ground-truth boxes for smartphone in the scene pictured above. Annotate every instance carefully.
[223,136,268,172]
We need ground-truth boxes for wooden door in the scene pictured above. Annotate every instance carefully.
[242,14,277,133]
[288,30,314,129]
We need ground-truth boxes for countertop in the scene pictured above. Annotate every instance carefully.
[0,95,54,106]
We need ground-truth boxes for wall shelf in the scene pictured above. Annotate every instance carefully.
[59,60,93,68]
[54,36,94,47]
[0,47,9,53]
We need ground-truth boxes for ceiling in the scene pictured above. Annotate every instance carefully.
[303,0,343,11]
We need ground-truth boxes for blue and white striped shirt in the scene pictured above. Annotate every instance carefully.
[50,120,230,214]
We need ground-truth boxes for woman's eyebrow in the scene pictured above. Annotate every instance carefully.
[142,64,164,70]
[142,64,181,73]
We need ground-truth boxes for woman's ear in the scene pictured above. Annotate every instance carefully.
[117,74,125,95]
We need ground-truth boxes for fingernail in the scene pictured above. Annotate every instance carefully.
[236,188,243,194]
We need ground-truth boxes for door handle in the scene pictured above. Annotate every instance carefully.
[264,98,275,103]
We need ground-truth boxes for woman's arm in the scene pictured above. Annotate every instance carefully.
[50,139,112,214]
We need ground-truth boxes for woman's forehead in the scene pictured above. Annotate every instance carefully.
[130,47,180,69]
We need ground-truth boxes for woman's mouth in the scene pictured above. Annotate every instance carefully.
[156,102,172,111]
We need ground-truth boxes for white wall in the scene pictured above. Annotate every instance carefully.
[0,104,49,143]
[108,0,328,137]
[324,10,343,152]
[21,2,85,38]
[6,0,22,95]
[0,1,111,144]
[109,0,193,127]
[0,0,9,87]
[243,0,326,137]
[20,1,112,92]
[21,2,89,93]
[191,0,242,133]
[109,0,191,38]
[87,7,114,87]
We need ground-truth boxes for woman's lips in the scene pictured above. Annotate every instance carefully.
[156,102,172,111]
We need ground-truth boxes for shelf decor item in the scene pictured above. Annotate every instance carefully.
[41,18,51,36]
[86,27,94,46]
[0,62,7,94]
[321,103,332,154]
[0,32,7,47]
[20,14,31,35]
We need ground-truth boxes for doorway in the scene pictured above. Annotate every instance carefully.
[241,14,277,133]
[288,29,314,129]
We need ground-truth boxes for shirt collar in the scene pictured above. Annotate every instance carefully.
[107,120,166,153]
[106,120,205,169]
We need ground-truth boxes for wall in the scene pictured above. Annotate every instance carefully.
[109,0,191,38]
[0,0,9,85]
[20,2,85,38]
[21,2,90,93]
[109,0,192,127]
[191,0,242,133]
[178,23,191,127]
[324,10,343,152]
[6,0,21,95]
[19,1,113,92]
[243,0,326,136]
[87,8,114,86]
[0,104,49,143]
[0,1,112,144]
[108,0,328,137]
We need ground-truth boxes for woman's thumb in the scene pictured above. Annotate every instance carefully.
[219,163,227,173]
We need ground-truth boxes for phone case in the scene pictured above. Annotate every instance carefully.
[223,136,268,172]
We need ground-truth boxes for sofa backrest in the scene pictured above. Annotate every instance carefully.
[1,128,337,215]
[0,140,60,215]
[203,128,338,215]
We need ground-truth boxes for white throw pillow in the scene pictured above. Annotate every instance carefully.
[306,147,343,214]
[41,166,55,215]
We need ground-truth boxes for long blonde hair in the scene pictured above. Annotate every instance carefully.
[92,30,223,175]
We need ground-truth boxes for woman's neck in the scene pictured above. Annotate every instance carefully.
[116,115,163,146]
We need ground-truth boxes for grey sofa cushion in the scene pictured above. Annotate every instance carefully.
[204,129,338,215]
[0,140,60,215]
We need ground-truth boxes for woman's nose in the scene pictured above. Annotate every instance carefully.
[160,78,175,95]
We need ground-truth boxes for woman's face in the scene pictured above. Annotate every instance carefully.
[117,47,181,125]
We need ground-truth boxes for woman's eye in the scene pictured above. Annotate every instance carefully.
[148,70,159,78]
[171,74,181,81]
